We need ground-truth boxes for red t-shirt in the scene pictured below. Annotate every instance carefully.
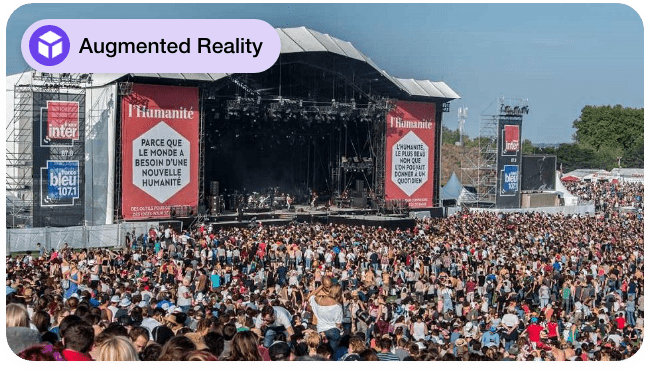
[527,324,544,343]
[615,316,626,329]
[547,322,558,338]
[62,349,93,361]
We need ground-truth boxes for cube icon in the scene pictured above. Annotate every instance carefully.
[28,25,71,66]
[38,31,63,58]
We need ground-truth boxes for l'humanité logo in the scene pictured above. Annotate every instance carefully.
[28,25,71,66]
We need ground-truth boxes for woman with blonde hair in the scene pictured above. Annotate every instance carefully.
[308,283,343,351]
[305,330,320,356]
[97,335,139,361]
[6,303,30,328]
[225,331,262,361]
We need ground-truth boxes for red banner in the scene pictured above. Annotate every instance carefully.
[121,84,199,220]
[47,101,79,141]
[504,125,520,154]
[385,101,436,208]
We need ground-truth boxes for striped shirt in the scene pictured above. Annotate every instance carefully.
[377,351,401,361]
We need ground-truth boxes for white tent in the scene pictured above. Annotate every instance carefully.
[555,171,579,206]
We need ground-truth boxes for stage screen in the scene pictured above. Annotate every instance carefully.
[32,92,85,227]
[521,155,557,191]
[384,101,436,208]
[121,84,199,219]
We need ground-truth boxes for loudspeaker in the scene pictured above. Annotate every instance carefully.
[352,196,366,208]
[210,181,219,196]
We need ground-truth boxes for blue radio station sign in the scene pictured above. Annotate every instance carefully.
[41,160,80,206]
[502,165,519,195]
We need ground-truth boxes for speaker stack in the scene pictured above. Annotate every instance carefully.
[209,196,221,215]
[210,181,220,196]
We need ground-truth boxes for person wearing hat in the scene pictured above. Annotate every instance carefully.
[454,338,468,358]
[480,326,500,348]
[526,317,544,347]
[106,295,120,322]
[463,321,478,339]
[113,297,131,322]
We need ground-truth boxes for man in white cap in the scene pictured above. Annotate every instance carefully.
[107,295,120,322]
[114,297,131,321]
[463,321,478,339]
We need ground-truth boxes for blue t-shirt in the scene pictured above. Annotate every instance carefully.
[211,274,221,288]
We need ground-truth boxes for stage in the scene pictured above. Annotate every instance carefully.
[206,204,420,230]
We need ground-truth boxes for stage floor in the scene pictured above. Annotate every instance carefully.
[207,204,416,229]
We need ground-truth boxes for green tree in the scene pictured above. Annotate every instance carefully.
[572,105,643,151]
[622,142,644,168]
[441,125,461,145]
[521,139,535,155]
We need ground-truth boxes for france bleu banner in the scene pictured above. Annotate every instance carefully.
[502,165,519,195]
[42,160,80,205]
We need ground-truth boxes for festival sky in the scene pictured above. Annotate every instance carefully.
[5,2,644,144]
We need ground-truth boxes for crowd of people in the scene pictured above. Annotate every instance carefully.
[563,180,644,214]
[6,180,644,361]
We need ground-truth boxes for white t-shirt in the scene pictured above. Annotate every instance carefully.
[309,296,343,333]
[412,321,426,340]
[255,306,293,330]
[177,285,192,306]
[502,313,519,328]
[140,317,162,340]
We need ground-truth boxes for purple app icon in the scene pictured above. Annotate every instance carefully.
[28,25,71,66]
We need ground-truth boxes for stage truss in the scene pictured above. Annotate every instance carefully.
[6,72,92,228]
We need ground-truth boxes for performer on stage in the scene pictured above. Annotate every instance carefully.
[286,194,293,210]
[310,191,318,209]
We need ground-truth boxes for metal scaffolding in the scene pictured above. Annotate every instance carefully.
[6,76,35,227]
[461,114,498,207]
[461,97,528,208]
[6,72,92,228]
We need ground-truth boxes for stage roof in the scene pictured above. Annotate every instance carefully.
[8,27,460,102]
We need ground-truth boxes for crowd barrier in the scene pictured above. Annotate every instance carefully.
[6,221,162,254]
[447,204,596,216]
[7,204,604,254]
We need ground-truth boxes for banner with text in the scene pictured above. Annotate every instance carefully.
[121,83,199,219]
[385,101,436,208]
[32,92,86,227]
